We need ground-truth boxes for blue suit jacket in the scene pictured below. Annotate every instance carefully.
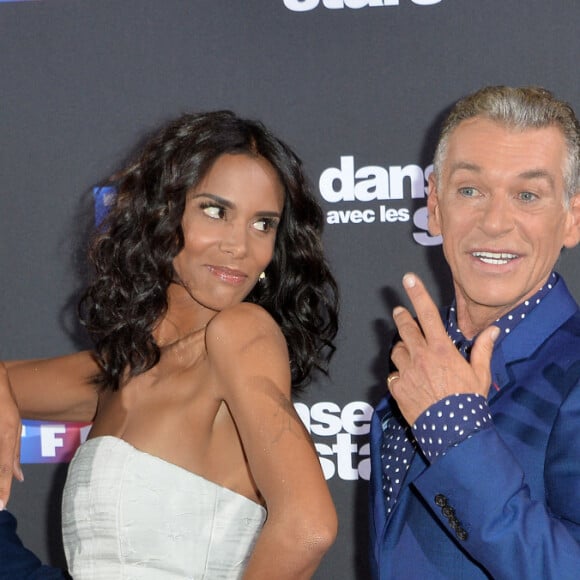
[369,276,580,579]
[0,510,66,579]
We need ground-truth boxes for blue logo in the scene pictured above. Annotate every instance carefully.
[93,185,116,226]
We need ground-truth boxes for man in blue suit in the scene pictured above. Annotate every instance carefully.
[370,86,580,578]
[0,509,67,579]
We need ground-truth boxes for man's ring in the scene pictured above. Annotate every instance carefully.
[386,374,400,388]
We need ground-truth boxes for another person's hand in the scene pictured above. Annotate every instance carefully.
[0,362,24,509]
[388,273,499,426]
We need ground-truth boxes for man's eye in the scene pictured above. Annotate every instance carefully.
[519,191,538,202]
[458,187,477,197]
[201,204,225,219]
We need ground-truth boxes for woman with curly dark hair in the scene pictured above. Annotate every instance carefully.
[0,111,339,579]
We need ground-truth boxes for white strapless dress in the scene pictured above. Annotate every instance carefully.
[62,436,266,579]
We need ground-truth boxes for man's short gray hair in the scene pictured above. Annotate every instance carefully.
[433,86,580,201]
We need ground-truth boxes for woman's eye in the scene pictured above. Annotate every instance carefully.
[253,218,277,232]
[201,204,225,219]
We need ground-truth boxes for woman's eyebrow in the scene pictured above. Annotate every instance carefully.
[191,192,282,218]
[190,192,234,208]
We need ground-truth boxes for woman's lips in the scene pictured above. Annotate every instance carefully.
[207,265,248,285]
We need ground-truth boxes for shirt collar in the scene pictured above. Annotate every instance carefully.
[446,272,559,355]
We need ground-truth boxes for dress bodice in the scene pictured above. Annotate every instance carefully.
[62,436,266,579]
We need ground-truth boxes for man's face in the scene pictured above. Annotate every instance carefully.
[428,116,580,332]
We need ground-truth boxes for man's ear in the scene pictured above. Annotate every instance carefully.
[563,192,580,249]
[427,172,442,237]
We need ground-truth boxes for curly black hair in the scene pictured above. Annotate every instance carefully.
[79,111,339,392]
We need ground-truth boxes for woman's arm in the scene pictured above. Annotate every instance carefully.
[207,303,337,579]
[5,352,99,422]
[0,352,99,507]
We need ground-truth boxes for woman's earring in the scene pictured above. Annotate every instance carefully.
[259,271,266,281]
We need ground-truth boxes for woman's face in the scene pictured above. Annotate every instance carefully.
[172,153,285,313]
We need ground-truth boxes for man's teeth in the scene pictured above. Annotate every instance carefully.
[472,251,518,265]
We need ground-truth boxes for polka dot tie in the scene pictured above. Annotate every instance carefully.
[380,412,415,515]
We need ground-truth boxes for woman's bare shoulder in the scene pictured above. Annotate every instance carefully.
[204,303,290,397]
[206,303,286,352]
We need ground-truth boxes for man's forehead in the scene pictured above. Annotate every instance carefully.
[447,116,566,146]
[443,117,567,172]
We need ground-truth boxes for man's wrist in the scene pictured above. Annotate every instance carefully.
[411,393,492,462]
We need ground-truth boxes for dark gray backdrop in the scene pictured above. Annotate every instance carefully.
[2,1,580,578]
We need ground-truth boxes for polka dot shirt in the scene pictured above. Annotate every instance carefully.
[446,272,558,360]
[411,393,491,460]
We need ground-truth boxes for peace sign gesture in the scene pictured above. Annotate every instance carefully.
[387,273,499,426]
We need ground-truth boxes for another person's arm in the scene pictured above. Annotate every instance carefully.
[207,303,337,580]
[0,509,68,579]
[5,353,99,421]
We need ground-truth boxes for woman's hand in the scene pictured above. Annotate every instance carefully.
[0,362,24,509]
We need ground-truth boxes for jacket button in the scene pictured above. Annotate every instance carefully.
[442,506,455,518]
[434,494,447,507]
[448,517,461,530]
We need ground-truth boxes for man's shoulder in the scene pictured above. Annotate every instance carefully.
[538,277,580,335]
[518,277,580,337]
[556,308,580,342]
[496,285,580,376]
